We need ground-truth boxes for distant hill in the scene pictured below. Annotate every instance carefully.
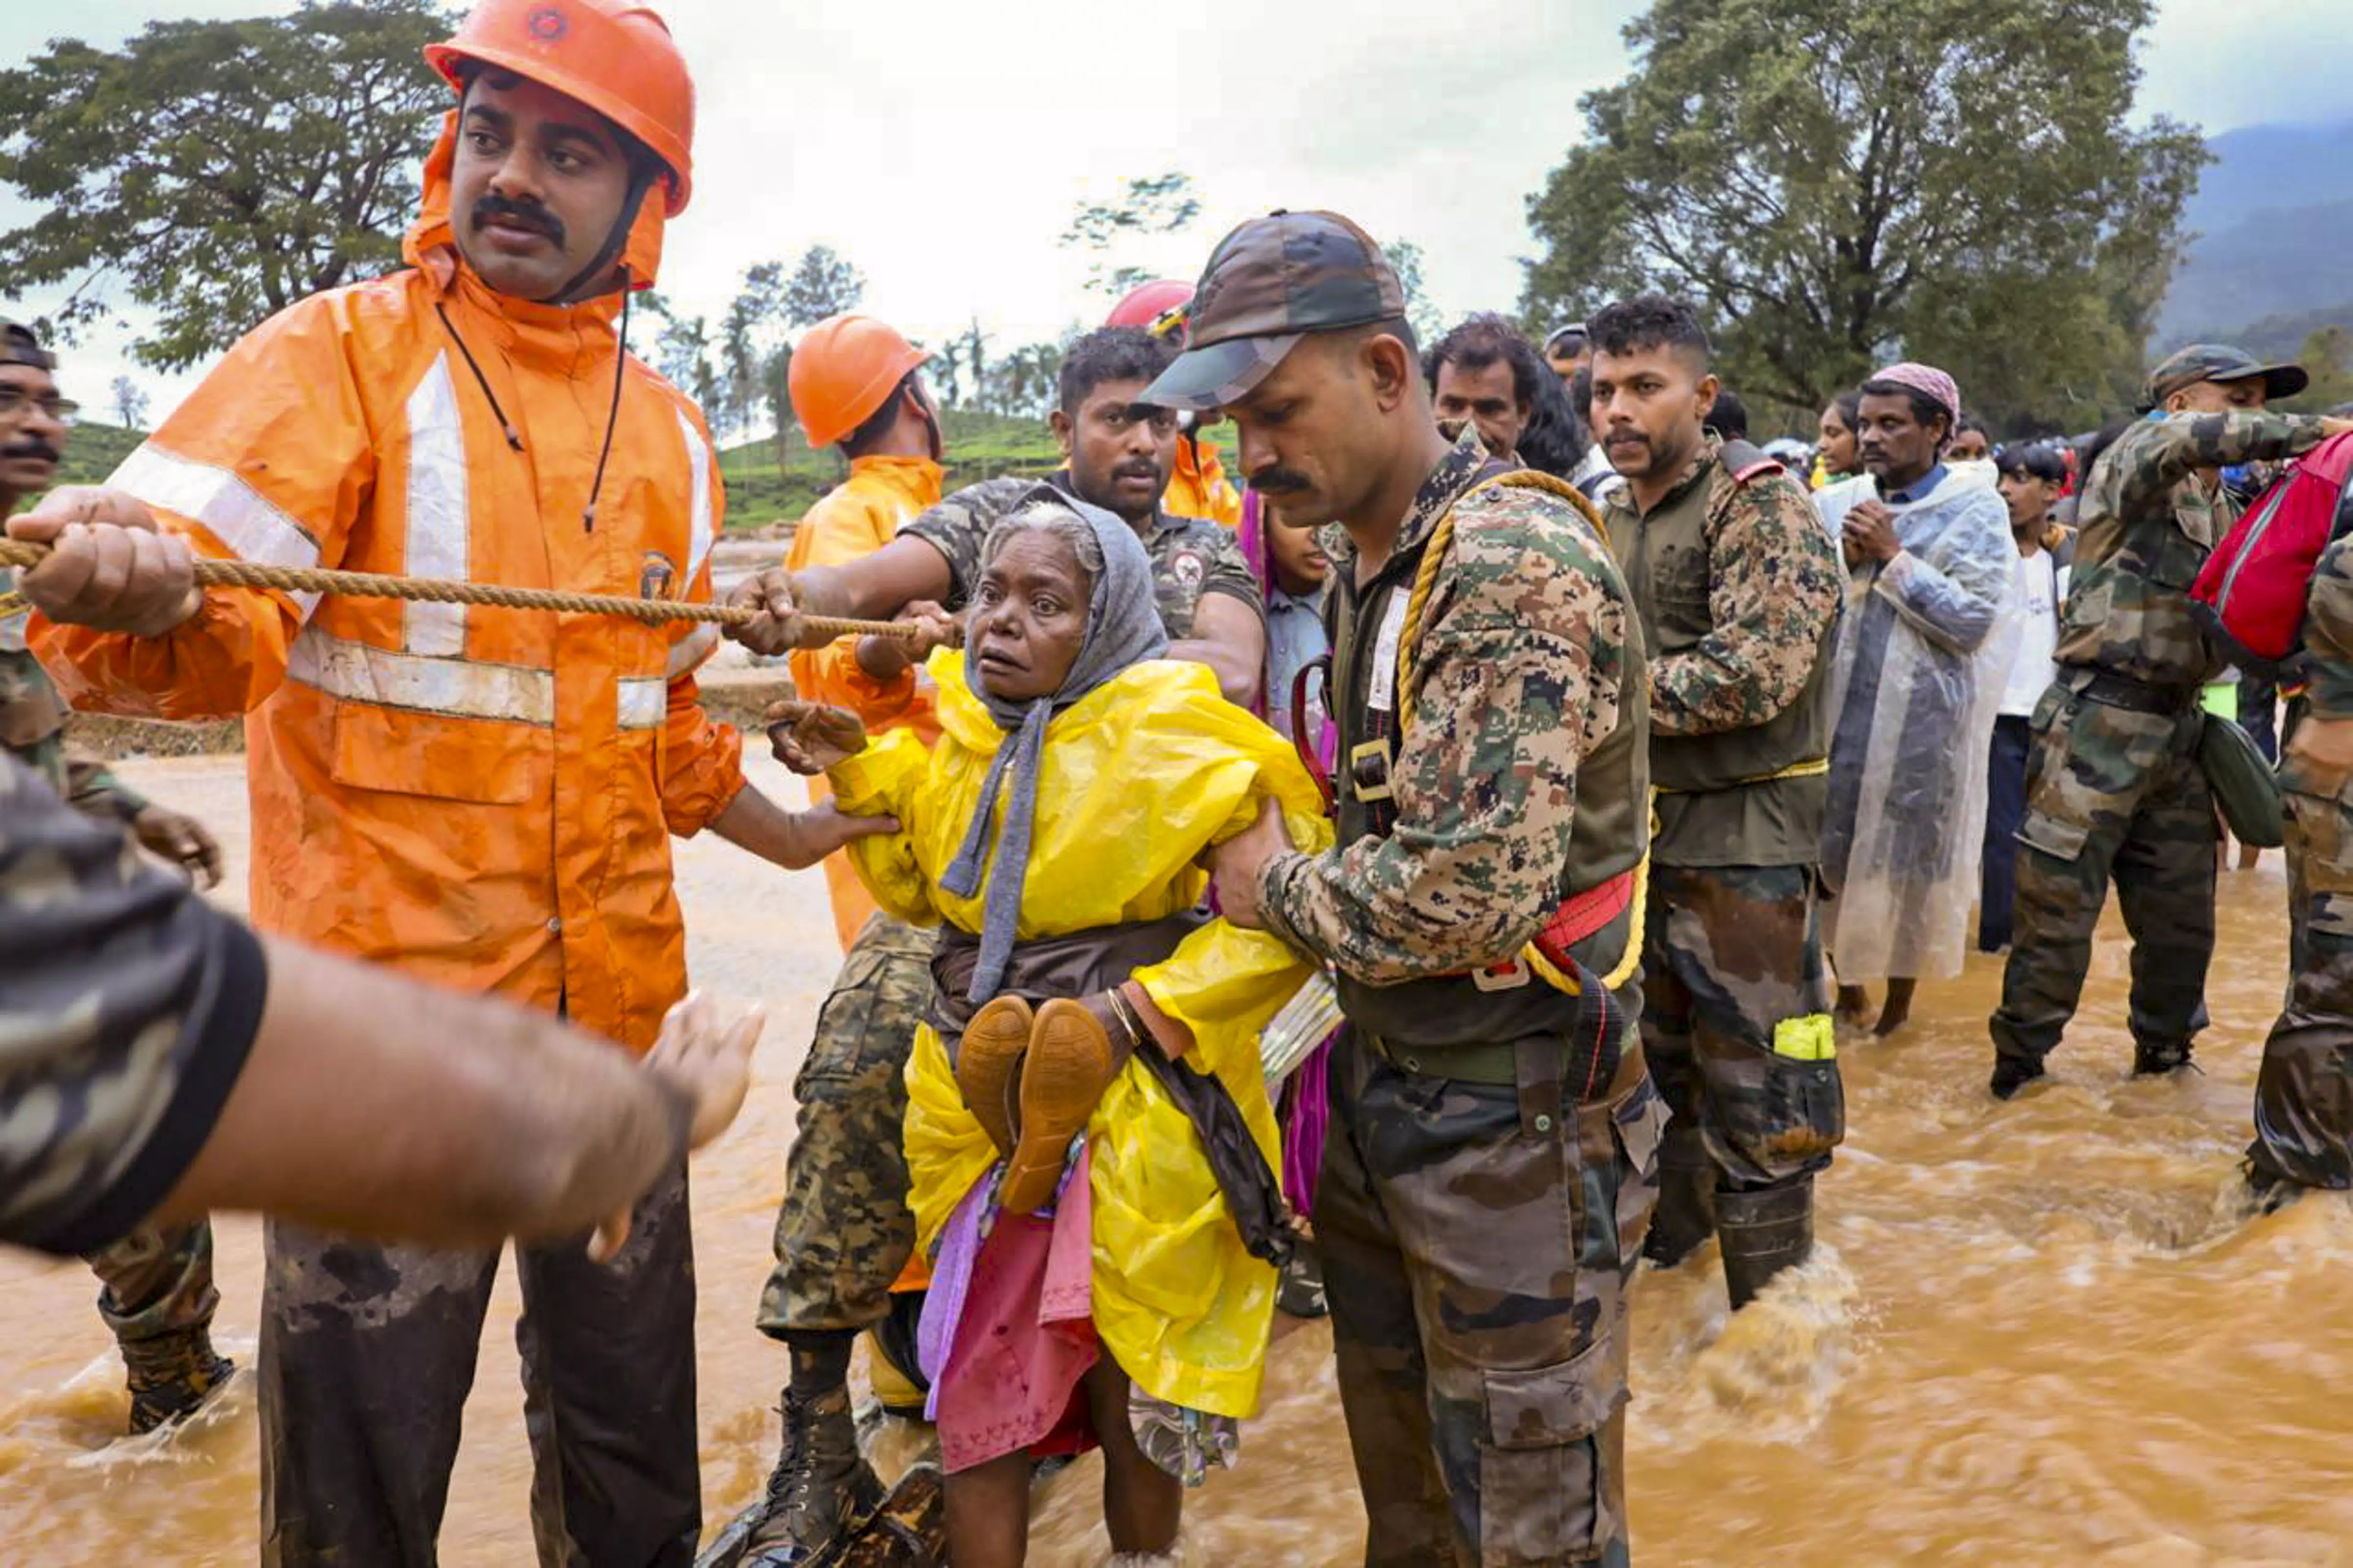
[2158,118,2353,350]
[56,419,143,485]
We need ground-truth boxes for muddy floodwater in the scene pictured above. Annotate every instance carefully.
[7,752,2353,1564]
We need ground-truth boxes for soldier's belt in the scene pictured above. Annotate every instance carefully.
[2060,664,2199,716]
[1652,757,1828,796]
[1359,1032,1532,1087]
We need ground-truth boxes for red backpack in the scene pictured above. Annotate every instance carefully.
[2190,432,2353,670]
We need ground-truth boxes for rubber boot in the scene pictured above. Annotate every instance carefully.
[1715,1180,1813,1311]
[740,1387,887,1568]
[1641,1128,1716,1268]
[122,1326,235,1435]
[2131,1039,2197,1078]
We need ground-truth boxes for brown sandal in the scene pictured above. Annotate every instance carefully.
[1001,998,1121,1214]
[956,996,1031,1158]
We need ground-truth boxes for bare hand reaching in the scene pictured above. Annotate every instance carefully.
[763,698,869,774]
[590,991,765,1262]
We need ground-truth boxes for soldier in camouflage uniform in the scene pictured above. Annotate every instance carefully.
[1587,296,1848,1310]
[1990,346,2344,1100]
[725,326,1267,1566]
[2242,415,2353,1195]
[1176,211,1661,1568]
[0,319,237,1433]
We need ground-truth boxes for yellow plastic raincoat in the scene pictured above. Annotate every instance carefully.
[827,648,1331,1418]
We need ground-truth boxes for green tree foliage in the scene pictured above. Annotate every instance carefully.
[109,375,149,431]
[1382,239,1445,346]
[1060,172,1201,297]
[2287,325,2353,415]
[1520,0,2208,431]
[0,0,451,372]
[780,243,866,329]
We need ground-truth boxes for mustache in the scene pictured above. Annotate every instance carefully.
[1248,467,1311,496]
[471,194,564,246]
[1113,459,1161,481]
[1,441,59,463]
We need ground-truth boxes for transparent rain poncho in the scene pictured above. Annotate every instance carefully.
[1818,468,2022,982]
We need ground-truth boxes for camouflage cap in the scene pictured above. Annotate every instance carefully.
[1142,210,1406,411]
[2140,343,2307,413]
[0,320,53,372]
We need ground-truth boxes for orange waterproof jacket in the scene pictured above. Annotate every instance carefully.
[1166,434,1241,528]
[31,117,743,1050]
[784,454,944,951]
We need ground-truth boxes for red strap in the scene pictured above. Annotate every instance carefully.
[1533,870,1638,969]
[1731,459,1783,485]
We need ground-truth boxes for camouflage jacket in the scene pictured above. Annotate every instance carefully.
[900,472,1262,641]
[2060,411,2329,688]
[2301,519,2353,725]
[1258,428,1645,990]
[1603,440,1842,867]
[0,583,142,818]
[0,750,265,1254]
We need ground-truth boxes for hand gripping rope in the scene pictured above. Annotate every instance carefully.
[0,538,921,643]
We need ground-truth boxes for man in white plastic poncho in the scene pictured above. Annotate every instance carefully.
[1817,363,2020,1034]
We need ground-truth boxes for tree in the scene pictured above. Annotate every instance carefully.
[1519,0,2209,431]
[109,375,150,430]
[651,307,720,423]
[0,0,451,372]
[1383,239,1446,346]
[2289,325,2353,415]
[719,260,788,440]
[780,244,865,330]
[1060,172,1201,297]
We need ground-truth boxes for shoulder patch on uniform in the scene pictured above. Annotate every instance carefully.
[1730,457,1785,486]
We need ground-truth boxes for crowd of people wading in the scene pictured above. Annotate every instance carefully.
[4,0,2353,1564]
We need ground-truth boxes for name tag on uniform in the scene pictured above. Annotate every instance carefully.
[1366,592,1410,714]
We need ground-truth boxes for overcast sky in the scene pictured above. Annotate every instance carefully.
[4,0,2348,429]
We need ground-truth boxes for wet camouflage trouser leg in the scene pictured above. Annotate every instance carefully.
[1316,1027,1663,1567]
[1640,864,1843,1194]
[88,1218,220,1344]
[258,1166,699,1568]
[756,912,933,1339]
[1989,691,2214,1072]
[2250,782,2353,1188]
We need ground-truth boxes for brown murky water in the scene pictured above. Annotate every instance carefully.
[6,752,2349,1564]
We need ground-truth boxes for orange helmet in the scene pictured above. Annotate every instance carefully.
[425,0,696,216]
[1105,280,1194,339]
[790,315,931,448]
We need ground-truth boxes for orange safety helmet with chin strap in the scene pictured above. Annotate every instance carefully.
[789,314,931,449]
[1105,279,1194,340]
[425,0,696,216]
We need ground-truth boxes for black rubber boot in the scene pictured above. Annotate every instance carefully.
[1989,1053,2047,1101]
[741,1387,887,1568]
[1642,1128,1717,1268]
[122,1327,235,1435]
[2131,1040,2198,1078]
[1716,1180,1813,1311]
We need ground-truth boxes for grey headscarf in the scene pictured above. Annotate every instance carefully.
[940,485,1169,1002]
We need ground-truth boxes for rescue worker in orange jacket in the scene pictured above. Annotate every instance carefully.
[24,3,886,1562]
[1106,280,1242,527]
[734,313,958,1565]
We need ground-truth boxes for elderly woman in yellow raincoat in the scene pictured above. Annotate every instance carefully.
[767,484,1330,1566]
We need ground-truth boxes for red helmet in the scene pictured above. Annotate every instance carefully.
[426,0,696,216]
[1105,279,1194,339]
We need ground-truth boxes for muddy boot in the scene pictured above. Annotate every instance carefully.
[838,1465,946,1568]
[1643,1129,1716,1268]
[1716,1181,1813,1311]
[2132,1040,2198,1079]
[1989,1053,2046,1101]
[740,1388,887,1568]
[122,1326,234,1435]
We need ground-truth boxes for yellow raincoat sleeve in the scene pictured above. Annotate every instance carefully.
[31,294,376,721]
[826,728,940,926]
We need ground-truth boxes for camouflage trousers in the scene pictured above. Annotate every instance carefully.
[1989,687,2214,1072]
[756,912,932,1339]
[257,1166,699,1568]
[2250,778,2353,1188]
[1316,1025,1664,1567]
[1641,864,1844,1194]
[87,1218,220,1345]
